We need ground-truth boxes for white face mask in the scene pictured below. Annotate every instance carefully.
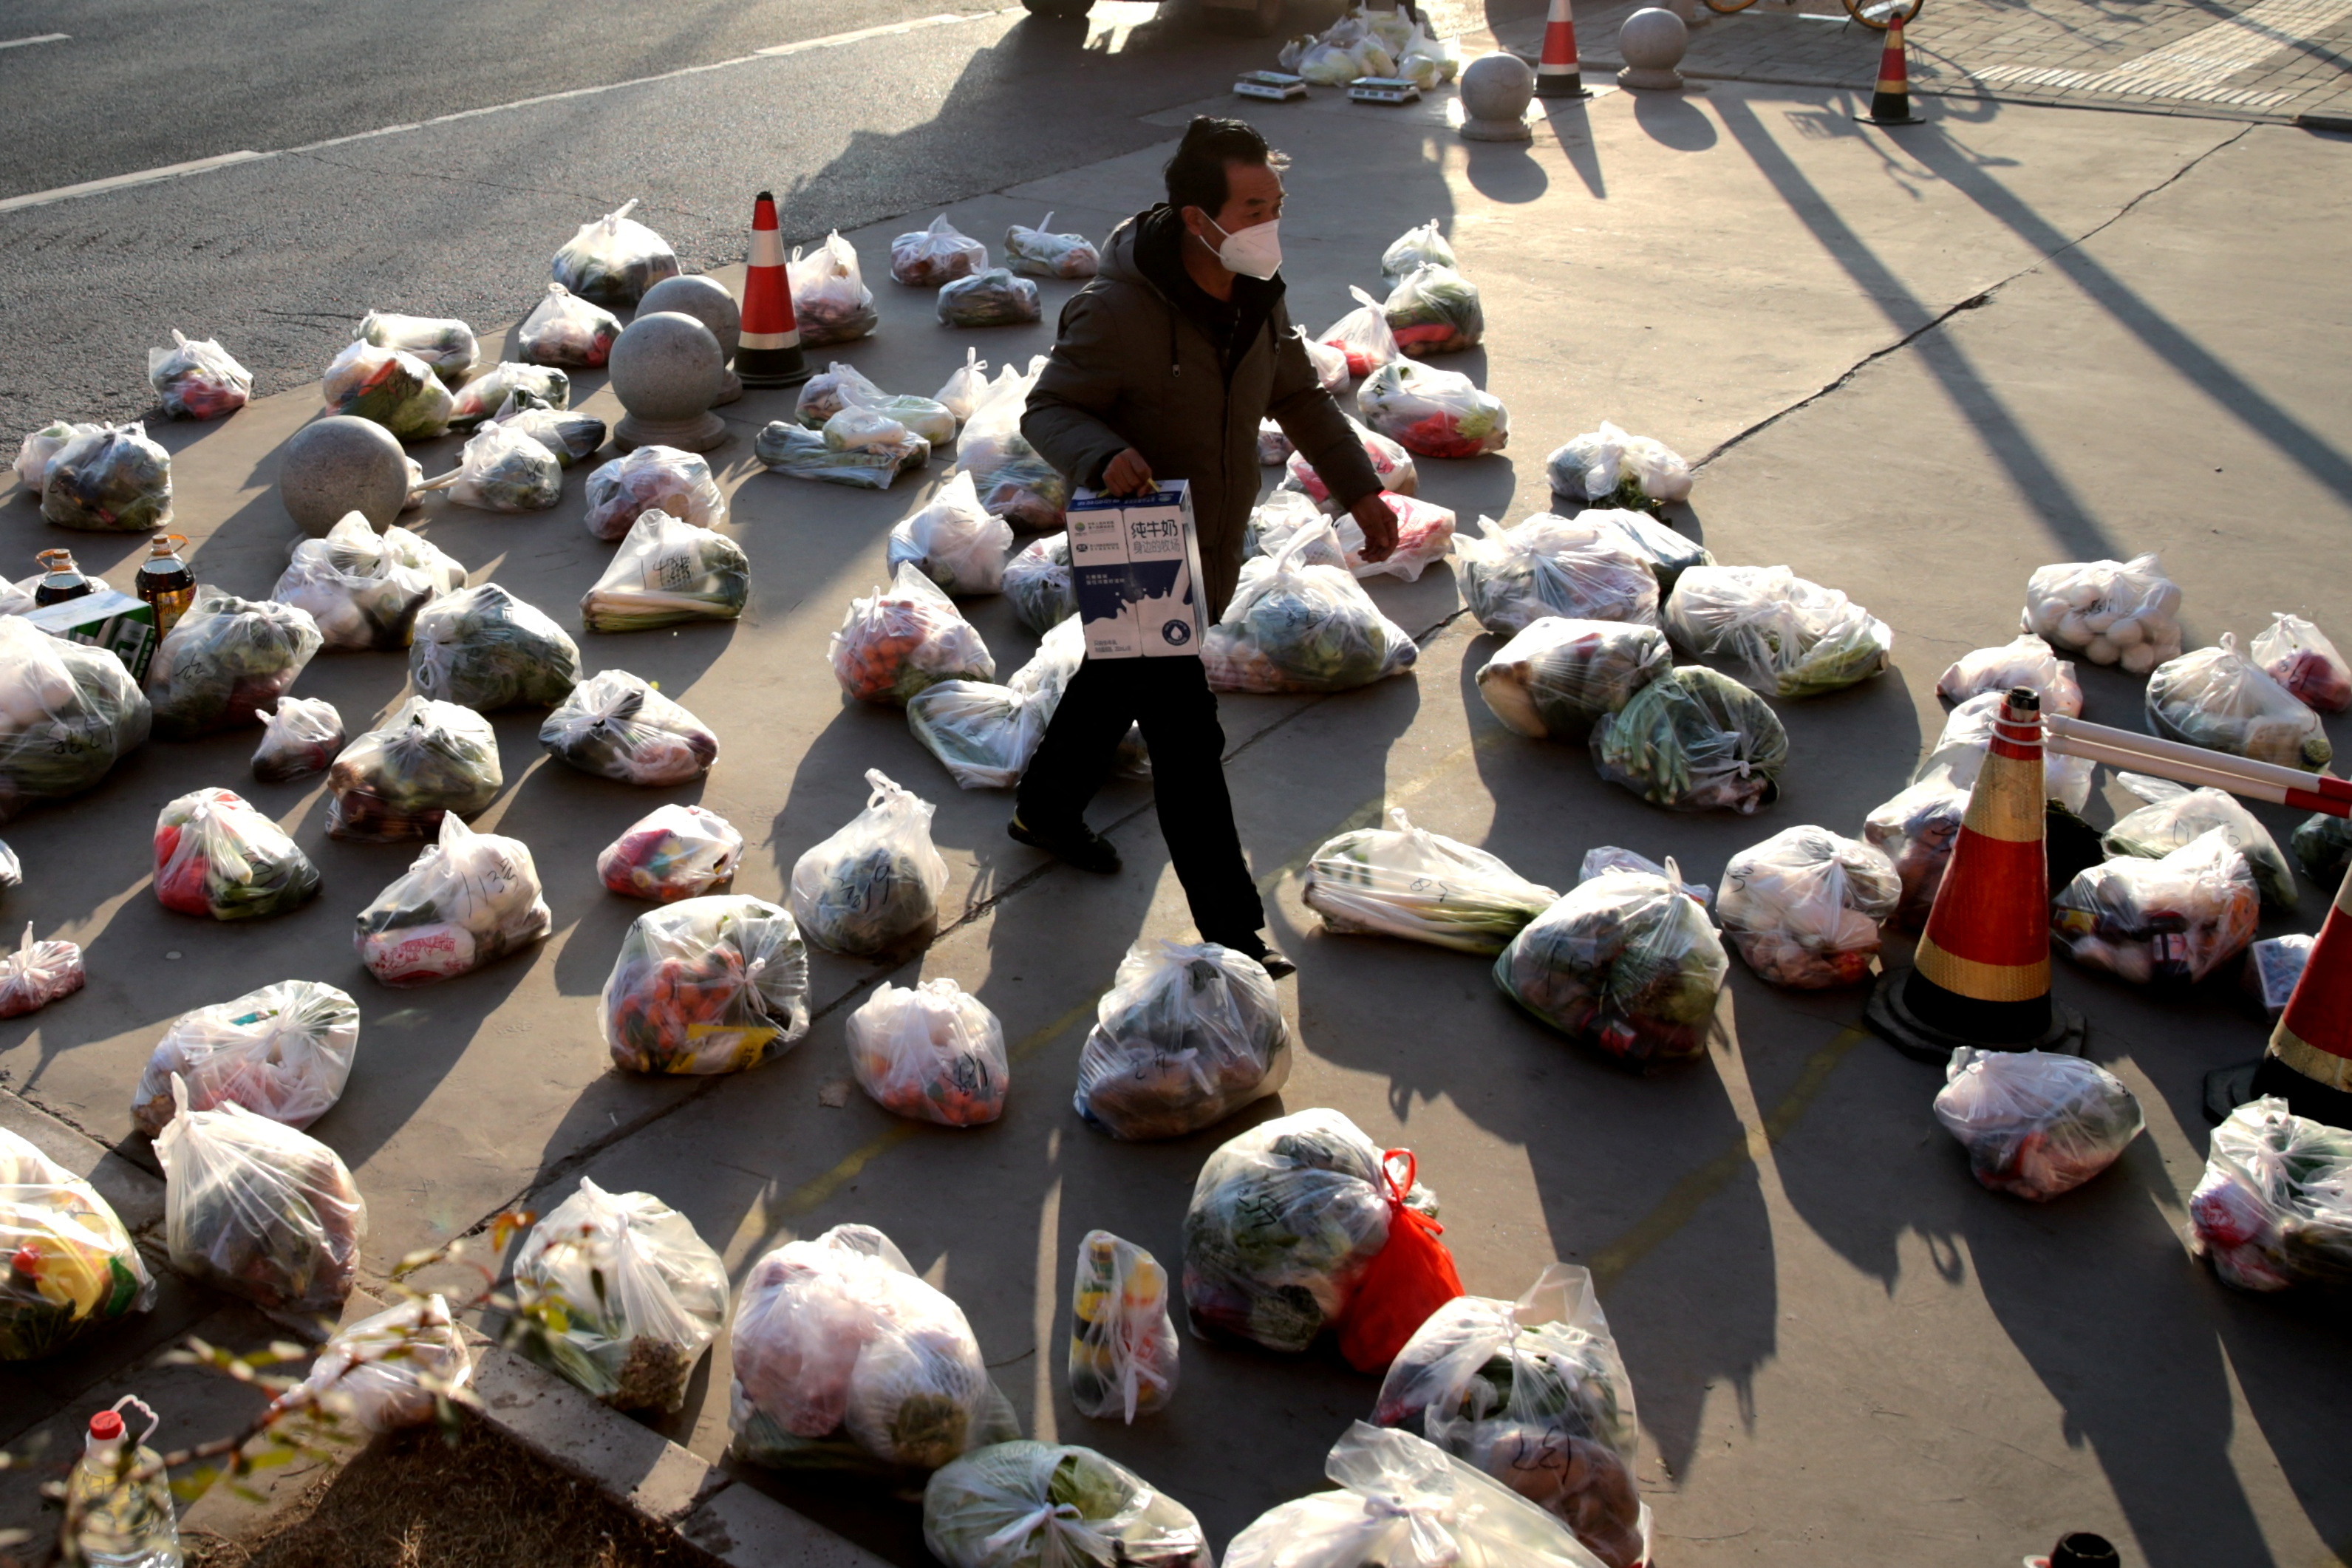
[1203,215,1282,280]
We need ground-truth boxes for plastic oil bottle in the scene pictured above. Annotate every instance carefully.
[30,548,97,607]
[62,1396,183,1568]
[132,534,196,638]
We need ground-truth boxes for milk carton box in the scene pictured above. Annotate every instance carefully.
[1068,481,1205,661]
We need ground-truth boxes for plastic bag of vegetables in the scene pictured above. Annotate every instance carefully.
[1580,846,1711,904]
[2187,1096,2352,1293]
[2147,634,2332,770]
[730,1222,1014,1475]
[848,978,1007,1127]
[145,587,322,740]
[935,348,992,422]
[2295,811,2352,884]
[1003,534,1074,634]
[938,268,1041,329]
[13,419,98,493]
[1356,358,1507,457]
[603,894,810,1074]
[1068,1232,1179,1425]
[0,924,83,1018]
[323,341,452,440]
[1574,508,1712,596]
[1451,514,1659,637]
[1284,415,1418,504]
[356,310,478,385]
[151,787,320,921]
[1295,36,1368,83]
[1475,618,1671,743]
[0,617,151,822]
[1073,941,1290,1141]
[789,230,879,346]
[845,386,958,449]
[324,696,500,842]
[149,330,253,419]
[1383,263,1482,357]
[355,813,551,987]
[1396,24,1460,89]
[1226,1422,1605,1568]
[1319,286,1402,378]
[1664,564,1892,699]
[1373,1265,1645,1568]
[907,680,1050,791]
[2022,553,2184,673]
[1935,633,2083,718]
[272,513,460,652]
[1304,809,1558,955]
[491,387,605,465]
[795,361,886,428]
[446,361,568,434]
[1249,488,1455,584]
[519,282,622,368]
[578,438,720,552]
[1589,665,1786,815]
[1004,212,1099,279]
[410,583,582,710]
[1380,219,1457,288]
[923,1442,1209,1568]
[1714,825,1899,989]
[540,670,717,785]
[599,802,743,902]
[790,769,950,956]
[957,358,1067,530]
[440,420,562,512]
[755,419,930,489]
[2103,771,2295,910]
[1548,428,1687,518]
[830,563,996,704]
[156,1077,366,1314]
[41,422,173,531]
[1495,859,1728,1065]
[511,1179,729,1411]
[550,198,681,306]
[1918,691,2096,814]
[1202,529,1419,695]
[892,214,989,287]
[279,1293,471,1434]
[132,979,359,1137]
[1933,1049,2144,1203]
[2252,611,2351,712]
[0,1126,154,1360]
[890,472,1014,597]
[1258,417,1293,467]
[580,511,749,634]
[2053,827,2257,985]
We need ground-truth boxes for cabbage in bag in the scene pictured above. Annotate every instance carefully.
[1546,422,1691,514]
[409,584,582,710]
[1074,941,1291,1141]
[790,769,950,956]
[889,471,1014,596]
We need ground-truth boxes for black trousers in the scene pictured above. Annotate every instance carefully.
[1015,655,1267,943]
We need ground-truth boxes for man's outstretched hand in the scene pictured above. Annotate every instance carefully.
[1102,448,1157,497]
[1350,492,1399,563]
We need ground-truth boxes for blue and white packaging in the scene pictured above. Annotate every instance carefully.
[1068,481,1205,661]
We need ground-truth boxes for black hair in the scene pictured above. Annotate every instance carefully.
[1162,116,1289,217]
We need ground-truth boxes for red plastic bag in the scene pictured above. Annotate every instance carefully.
[1338,1151,1465,1373]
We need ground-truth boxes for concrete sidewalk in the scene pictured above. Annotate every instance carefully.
[4,62,2350,1568]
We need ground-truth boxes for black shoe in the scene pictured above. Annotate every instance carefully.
[1008,814,1122,875]
[1216,933,1295,978]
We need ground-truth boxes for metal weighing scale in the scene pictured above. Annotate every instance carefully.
[1234,70,1308,101]
[1347,75,1422,104]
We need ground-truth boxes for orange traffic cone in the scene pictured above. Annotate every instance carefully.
[2207,858,2352,1127]
[1532,0,1591,98]
[736,191,810,389]
[1869,687,2087,1063]
[1861,16,1920,125]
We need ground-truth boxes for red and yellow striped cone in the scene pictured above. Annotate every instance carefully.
[736,191,810,389]
[1533,0,1592,98]
[1869,687,2087,1062]
[1864,17,1920,125]
[2238,861,2352,1126]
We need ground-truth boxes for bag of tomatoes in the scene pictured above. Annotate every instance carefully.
[154,788,321,921]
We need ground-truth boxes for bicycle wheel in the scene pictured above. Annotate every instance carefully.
[1840,0,1923,30]
[1702,0,1762,13]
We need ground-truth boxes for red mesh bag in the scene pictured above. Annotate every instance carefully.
[1337,1151,1466,1373]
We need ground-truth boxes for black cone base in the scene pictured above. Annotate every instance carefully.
[1534,75,1593,98]
[1867,964,2087,1065]
[2207,1053,2352,1128]
[737,344,811,388]
[1860,92,1920,125]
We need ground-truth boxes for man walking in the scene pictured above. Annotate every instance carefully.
[1013,115,1398,978]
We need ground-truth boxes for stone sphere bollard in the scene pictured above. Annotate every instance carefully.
[610,311,728,454]
[278,415,412,536]
[1458,51,1536,142]
[638,274,744,408]
[1618,7,1690,89]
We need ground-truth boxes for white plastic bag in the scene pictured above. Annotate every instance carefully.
[2251,611,2351,712]
[1475,618,1671,742]
[788,231,879,346]
[540,670,718,785]
[1714,825,1900,989]
[907,679,1051,791]
[1383,263,1482,357]
[246,697,341,785]
[156,1077,366,1315]
[1578,846,1712,904]
[0,617,151,822]
[830,562,997,704]
[1356,359,1508,458]
[826,405,915,454]
[923,1442,1207,1568]
[272,512,461,652]
[757,419,930,489]
[1451,514,1658,636]
[518,282,621,368]
[580,510,750,633]
[848,978,1007,1127]
[132,980,359,1137]
[2103,771,2295,909]
[355,813,552,987]
[935,348,992,422]
[892,214,989,287]
[1073,941,1291,1141]
[1203,528,1419,695]
[445,361,569,433]
[355,310,478,385]
[281,1294,471,1434]
[1864,777,1966,930]
[1003,211,1100,279]
[937,268,1040,329]
[1380,219,1457,287]
[512,1179,728,1412]
[1546,422,1692,512]
[1395,25,1461,89]
[842,384,958,449]
[1373,1266,1645,1568]
[1286,415,1417,504]
[2147,634,2332,770]
[1590,667,1788,816]
[1933,1049,2144,1203]
[2053,827,2258,984]
[144,586,322,740]
[1495,859,1728,1064]
[41,421,174,533]
[1579,508,1714,595]
[1665,564,1892,699]
[1003,534,1074,634]
[2188,1096,2352,1292]
[324,696,500,842]
[409,582,582,710]
[151,787,319,921]
[1066,1232,1178,1424]
[791,769,950,956]
[0,922,85,1018]
[1,1125,153,1360]
[599,803,744,903]
[1304,808,1558,955]
[603,894,811,1074]
[322,341,453,440]
[149,330,252,420]
[796,361,887,429]
[550,197,681,306]
[2022,552,2183,672]
[1224,1423,1609,1568]
[583,444,726,542]
[955,355,1066,530]
[1258,417,1295,466]
[441,420,562,512]
[1318,285,1402,378]
[1935,633,2084,717]
[1917,690,2096,814]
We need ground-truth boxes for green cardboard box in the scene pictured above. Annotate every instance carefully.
[22,589,159,683]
